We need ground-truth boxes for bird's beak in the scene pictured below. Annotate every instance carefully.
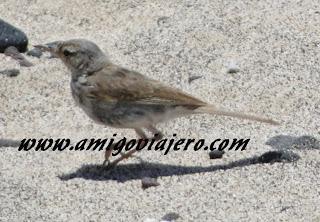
[34,41,62,55]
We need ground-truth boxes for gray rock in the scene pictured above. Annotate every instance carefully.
[4,46,33,67]
[209,150,225,159]
[27,48,43,58]
[161,212,180,221]
[141,177,160,189]
[0,68,20,77]
[0,19,28,53]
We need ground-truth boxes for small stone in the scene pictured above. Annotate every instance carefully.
[227,62,240,73]
[4,46,33,67]
[4,46,24,58]
[27,48,43,58]
[0,68,20,77]
[141,177,159,189]
[209,150,225,159]
[18,59,33,67]
[0,19,28,53]
[188,75,202,83]
[161,212,180,221]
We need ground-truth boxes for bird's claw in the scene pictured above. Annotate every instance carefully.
[102,151,139,170]
[102,159,116,170]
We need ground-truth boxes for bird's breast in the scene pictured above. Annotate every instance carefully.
[70,76,102,121]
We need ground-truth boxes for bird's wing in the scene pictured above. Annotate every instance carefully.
[88,64,207,108]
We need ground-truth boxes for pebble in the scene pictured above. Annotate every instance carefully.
[141,177,160,189]
[19,59,34,67]
[0,19,28,53]
[27,48,43,58]
[0,68,20,77]
[209,150,225,159]
[4,46,33,67]
[161,212,180,221]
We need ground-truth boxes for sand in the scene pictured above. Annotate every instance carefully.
[0,0,319,221]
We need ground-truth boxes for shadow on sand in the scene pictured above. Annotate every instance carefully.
[266,135,319,150]
[58,134,320,182]
[0,138,20,147]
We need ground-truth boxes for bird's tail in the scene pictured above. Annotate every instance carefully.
[195,105,279,125]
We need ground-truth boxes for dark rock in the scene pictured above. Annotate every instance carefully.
[0,68,20,77]
[19,59,33,67]
[27,48,43,58]
[141,177,159,189]
[4,46,33,67]
[161,212,180,221]
[209,150,225,159]
[0,19,28,53]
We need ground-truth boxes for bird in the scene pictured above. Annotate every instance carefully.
[35,39,279,168]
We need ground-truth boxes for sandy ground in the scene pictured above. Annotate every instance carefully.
[1,0,320,221]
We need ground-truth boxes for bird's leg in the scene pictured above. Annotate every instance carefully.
[106,128,147,168]
[102,144,114,166]
[147,125,164,140]
[102,137,140,166]
[106,126,163,168]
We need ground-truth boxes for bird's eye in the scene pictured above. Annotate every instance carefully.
[63,49,74,57]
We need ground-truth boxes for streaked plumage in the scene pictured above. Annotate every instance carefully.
[35,39,279,168]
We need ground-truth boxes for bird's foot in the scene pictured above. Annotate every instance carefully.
[102,159,117,170]
[102,159,109,166]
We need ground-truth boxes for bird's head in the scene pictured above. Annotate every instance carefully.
[35,39,109,74]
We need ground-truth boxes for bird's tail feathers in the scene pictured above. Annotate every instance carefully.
[195,105,279,125]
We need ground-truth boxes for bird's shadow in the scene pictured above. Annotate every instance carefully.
[58,157,264,182]
[58,134,319,182]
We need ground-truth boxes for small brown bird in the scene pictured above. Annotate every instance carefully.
[35,39,278,168]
